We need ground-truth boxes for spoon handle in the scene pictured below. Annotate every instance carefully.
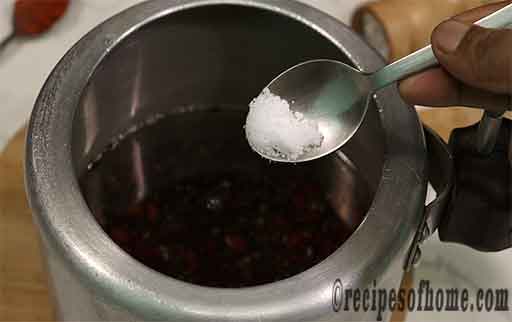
[370,3,512,90]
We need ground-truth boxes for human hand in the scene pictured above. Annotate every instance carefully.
[399,1,512,114]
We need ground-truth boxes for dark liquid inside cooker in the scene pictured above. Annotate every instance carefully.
[80,108,371,288]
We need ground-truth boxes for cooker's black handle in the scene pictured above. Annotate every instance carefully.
[406,120,511,271]
[438,119,512,251]
[475,111,505,155]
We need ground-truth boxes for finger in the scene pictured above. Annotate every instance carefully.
[431,9,512,94]
[400,1,512,109]
[399,67,510,113]
[399,68,459,106]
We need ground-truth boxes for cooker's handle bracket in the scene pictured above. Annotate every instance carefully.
[422,126,454,237]
[404,125,454,271]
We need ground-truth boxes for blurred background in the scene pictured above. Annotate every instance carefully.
[0,0,364,147]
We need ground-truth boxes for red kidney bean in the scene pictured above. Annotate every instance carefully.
[224,234,248,253]
[146,202,160,223]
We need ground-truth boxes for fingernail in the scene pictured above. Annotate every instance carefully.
[434,20,471,53]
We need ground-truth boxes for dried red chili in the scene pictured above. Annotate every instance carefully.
[14,0,70,35]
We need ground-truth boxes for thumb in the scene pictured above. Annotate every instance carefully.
[432,19,512,95]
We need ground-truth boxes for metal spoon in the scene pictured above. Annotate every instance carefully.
[251,3,512,163]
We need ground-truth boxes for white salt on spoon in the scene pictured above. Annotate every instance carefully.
[245,88,324,161]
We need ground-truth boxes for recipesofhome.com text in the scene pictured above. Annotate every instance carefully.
[332,279,509,321]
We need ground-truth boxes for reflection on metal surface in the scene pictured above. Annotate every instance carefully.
[130,46,144,118]
[131,139,146,203]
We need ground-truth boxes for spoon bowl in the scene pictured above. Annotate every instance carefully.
[249,59,371,162]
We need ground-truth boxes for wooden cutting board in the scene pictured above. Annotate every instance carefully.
[0,108,508,321]
[0,126,55,321]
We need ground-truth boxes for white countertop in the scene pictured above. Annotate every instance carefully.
[1,1,511,321]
